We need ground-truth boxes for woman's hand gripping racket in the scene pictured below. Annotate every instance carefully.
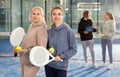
[29,46,63,67]
[10,27,25,56]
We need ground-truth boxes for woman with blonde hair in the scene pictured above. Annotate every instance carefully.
[100,12,116,69]
[45,7,77,77]
[14,6,48,77]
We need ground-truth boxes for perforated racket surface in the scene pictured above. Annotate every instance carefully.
[10,27,25,46]
[30,46,55,66]
[86,26,94,32]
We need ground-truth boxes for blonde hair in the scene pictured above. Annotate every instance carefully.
[105,12,114,20]
[32,6,44,17]
[50,7,64,28]
[29,6,46,24]
[105,11,116,33]
[28,6,46,30]
[83,10,89,18]
[51,7,64,16]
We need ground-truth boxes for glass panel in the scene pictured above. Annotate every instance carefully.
[45,0,67,28]
[0,0,12,32]
[22,0,45,31]
[0,0,120,34]
[11,0,21,30]
[0,0,45,35]
[66,0,120,34]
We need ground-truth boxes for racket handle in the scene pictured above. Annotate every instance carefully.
[60,59,63,61]
[14,53,18,57]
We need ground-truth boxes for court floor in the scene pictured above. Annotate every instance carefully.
[0,38,120,77]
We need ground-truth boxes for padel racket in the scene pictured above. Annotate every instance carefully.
[86,26,94,32]
[29,46,63,67]
[10,27,25,56]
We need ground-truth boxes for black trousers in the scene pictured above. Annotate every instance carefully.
[45,65,67,77]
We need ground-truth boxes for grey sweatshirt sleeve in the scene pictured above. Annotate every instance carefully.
[105,21,115,38]
[60,29,77,60]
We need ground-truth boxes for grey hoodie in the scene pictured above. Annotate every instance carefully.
[100,20,115,39]
[47,22,77,70]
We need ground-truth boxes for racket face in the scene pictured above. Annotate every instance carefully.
[30,46,50,66]
[10,27,25,46]
[86,26,94,32]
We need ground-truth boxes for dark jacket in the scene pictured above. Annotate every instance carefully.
[78,17,97,41]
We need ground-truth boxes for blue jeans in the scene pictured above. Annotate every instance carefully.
[81,40,95,64]
[101,39,113,63]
